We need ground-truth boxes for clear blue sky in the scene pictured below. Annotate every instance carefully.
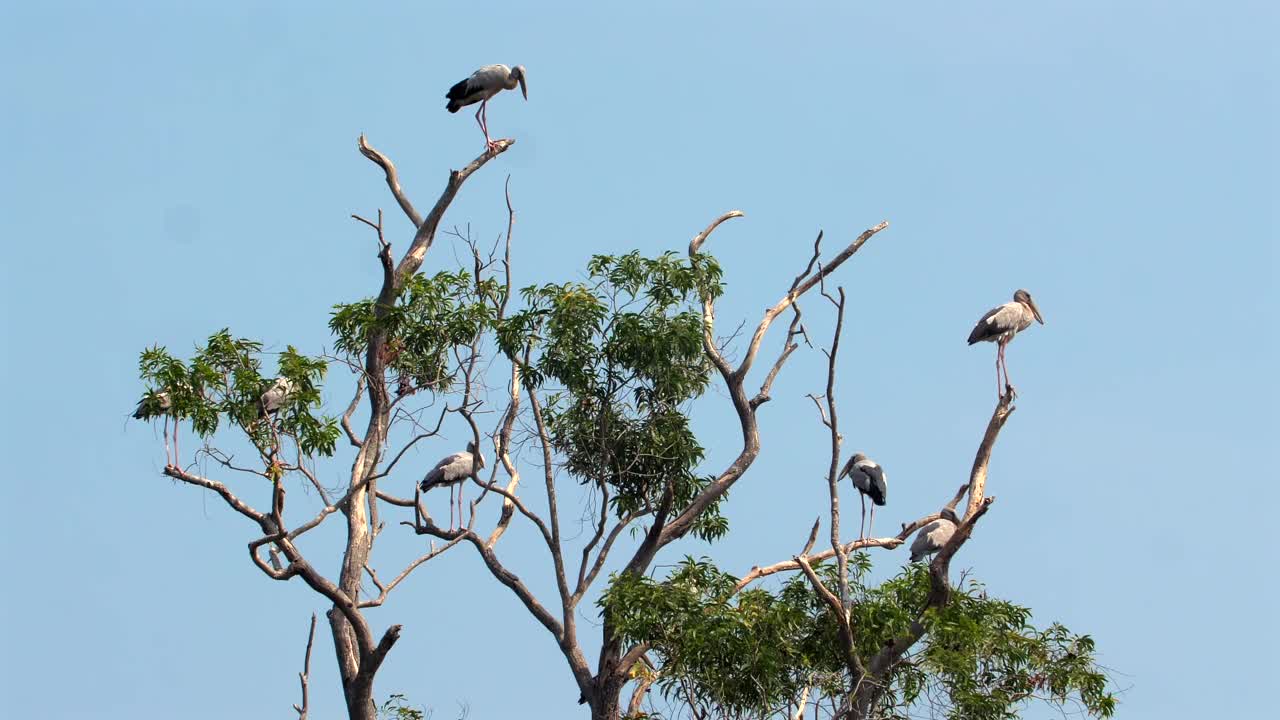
[1,2,1275,718]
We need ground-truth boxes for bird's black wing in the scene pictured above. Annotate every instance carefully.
[863,464,887,506]
[967,305,1003,345]
[445,77,471,100]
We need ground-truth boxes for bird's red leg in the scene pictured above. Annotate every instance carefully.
[868,503,876,540]
[448,486,456,531]
[173,419,180,467]
[859,494,867,541]
[994,345,1003,398]
[163,416,171,467]
[1001,343,1015,397]
[457,484,465,529]
[997,343,1003,396]
[482,101,500,152]
[474,103,492,152]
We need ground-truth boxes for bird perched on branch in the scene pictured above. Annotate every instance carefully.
[909,509,959,562]
[132,390,180,466]
[258,377,296,418]
[420,441,487,531]
[967,289,1044,398]
[132,390,171,419]
[839,452,888,540]
[445,64,528,152]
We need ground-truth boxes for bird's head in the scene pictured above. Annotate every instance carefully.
[512,65,528,100]
[850,452,868,464]
[940,507,960,524]
[466,440,487,468]
[1013,289,1044,325]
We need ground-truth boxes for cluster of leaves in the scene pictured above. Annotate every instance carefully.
[377,693,427,720]
[903,581,1117,719]
[136,329,340,458]
[329,271,499,395]
[603,557,835,718]
[603,556,1115,720]
[497,252,728,540]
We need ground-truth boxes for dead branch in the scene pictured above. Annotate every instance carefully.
[342,376,366,448]
[292,612,317,719]
[626,654,659,718]
[866,392,1015,680]
[162,466,267,524]
[662,219,889,546]
[390,139,515,288]
[358,534,465,608]
[358,135,423,227]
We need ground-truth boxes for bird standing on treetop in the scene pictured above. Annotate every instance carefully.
[839,452,888,540]
[419,441,487,531]
[909,509,959,562]
[967,289,1044,398]
[133,389,180,467]
[133,390,172,420]
[258,377,296,418]
[445,64,528,153]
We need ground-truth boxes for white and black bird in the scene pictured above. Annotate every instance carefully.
[839,452,888,540]
[909,509,959,562]
[132,390,172,419]
[445,64,528,152]
[967,289,1044,398]
[132,390,179,466]
[419,441,487,531]
[258,377,296,418]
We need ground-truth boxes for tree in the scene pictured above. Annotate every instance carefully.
[134,134,1114,720]
[134,137,516,720]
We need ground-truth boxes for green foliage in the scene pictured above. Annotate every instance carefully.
[330,270,498,395]
[604,557,1116,720]
[497,252,727,541]
[136,329,340,458]
[602,557,824,718]
[378,693,427,720]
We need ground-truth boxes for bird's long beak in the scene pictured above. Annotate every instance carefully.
[1029,297,1045,324]
[518,72,528,100]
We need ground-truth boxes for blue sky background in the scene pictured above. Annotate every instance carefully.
[1,1,1275,718]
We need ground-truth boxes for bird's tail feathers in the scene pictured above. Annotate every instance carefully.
[446,101,461,113]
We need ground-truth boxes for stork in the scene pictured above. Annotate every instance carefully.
[909,509,959,562]
[133,390,178,466]
[967,289,1044,398]
[419,441,487,530]
[445,64,528,152]
[258,377,295,419]
[839,452,888,540]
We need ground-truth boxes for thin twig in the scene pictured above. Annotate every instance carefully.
[292,612,317,719]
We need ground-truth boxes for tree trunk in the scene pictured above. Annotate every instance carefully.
[330,360,386,720]
[589,673,626,720]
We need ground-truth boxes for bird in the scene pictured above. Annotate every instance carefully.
[839,452,888,540]
[909,509,959,562]
[132,390,171,419]
[967,289,1044,398]
[445,64,528,152]
[258,377,296,418]
[132,390,179,466]
[419,441,487,531]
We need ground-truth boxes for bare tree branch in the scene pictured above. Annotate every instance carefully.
[358,534,465,608]
[662,219,890,546]
[358,135,423,227]
[162,466,267,524]
[342,376,366,448]
[293,612,317,719]
[393,139,515,288]
[865,393,1015,682]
